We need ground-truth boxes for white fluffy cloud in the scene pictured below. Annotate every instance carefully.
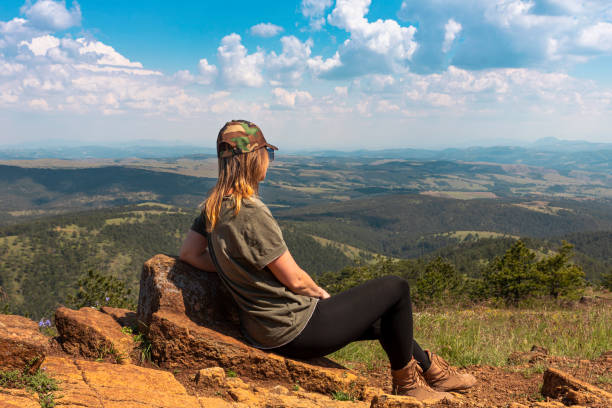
[20,34,59,56]
[0,14,201,116]
[272,87,313,108]
[325,0,418,78]
[577,22,612,52]
[306,52,341,76]
[399,0,612,72]
[21,0,81,31]
[197,58,218,84]
[442,19,462,53]
[267,36,312,85]
[250,23,284,37]
[217,33,265,87]
[301,0,333,30]
[1,0,612,146]
[76,39,143,68]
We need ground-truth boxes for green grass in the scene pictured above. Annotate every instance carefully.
[597,375,612,385]
[331,390,354,401]
[0,367,60,408]
[329,305,612,369]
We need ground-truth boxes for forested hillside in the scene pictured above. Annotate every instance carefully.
[0,203,353,318]
[1,195,611,319]
[276,194,612,258]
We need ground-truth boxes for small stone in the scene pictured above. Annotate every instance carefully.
[269,385,290,395]
[363,386,384,402]
[542,367,612,405]
[195,367,226,388]
[227,387,254,403]
[225,376,249,390]
[565,389,591,405]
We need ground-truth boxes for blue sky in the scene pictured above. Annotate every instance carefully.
[0,0,611,150]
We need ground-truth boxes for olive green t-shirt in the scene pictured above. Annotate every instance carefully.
[191,196,318,349]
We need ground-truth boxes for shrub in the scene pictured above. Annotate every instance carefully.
[484,240,585,305]
[414,257,465,306]
[536,241,585,299]
[483,240,541,305]
[601,270,612,291]
[65,269,136,310]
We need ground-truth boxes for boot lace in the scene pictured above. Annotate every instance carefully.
[433,354,459,379]
[393,360,432,393]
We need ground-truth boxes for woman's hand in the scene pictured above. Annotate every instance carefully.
[317,287,331,299]
[267,250,330,299]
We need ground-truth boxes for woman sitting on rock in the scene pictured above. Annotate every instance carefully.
[179,120,476,402]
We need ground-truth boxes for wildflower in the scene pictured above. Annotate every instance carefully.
[105,296,110,303]
[45,319,51,327]
[38,319,44,327]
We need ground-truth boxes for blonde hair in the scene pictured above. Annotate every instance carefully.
[203,147,268,232]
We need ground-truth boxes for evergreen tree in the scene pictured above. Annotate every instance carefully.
[66,270,136,310]
[483,240,541,305]
[414,257,464,305]
[536,241,585,299]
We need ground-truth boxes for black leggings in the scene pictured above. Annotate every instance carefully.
[271,275,428,370]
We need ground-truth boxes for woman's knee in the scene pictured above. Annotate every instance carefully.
[378,275,411,297]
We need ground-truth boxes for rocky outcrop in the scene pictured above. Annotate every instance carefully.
[0,388,40,408]
[0,314,48,373]
[54,306,135,364]
[139,254,367,397]
[137,253,239,331]
[542,367,612,407]
[100,305,138,327]
[36,356,371,408]
[42,355,201,408]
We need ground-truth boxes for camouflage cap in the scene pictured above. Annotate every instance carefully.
[217,119,278,158]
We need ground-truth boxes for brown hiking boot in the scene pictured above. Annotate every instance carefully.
[391,358,454,402]
[423,350,477,392]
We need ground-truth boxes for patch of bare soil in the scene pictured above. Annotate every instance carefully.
[344,347,612,407]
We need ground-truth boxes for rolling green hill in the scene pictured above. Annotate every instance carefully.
[276,194,612,258]
[2,195,611,319]
[0,203,353,318]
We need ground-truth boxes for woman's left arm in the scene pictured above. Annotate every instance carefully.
[267,250,330,299]
[179,230,217,272]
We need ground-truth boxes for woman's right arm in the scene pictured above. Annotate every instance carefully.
[267,250,330,299]
[179,230,217,272]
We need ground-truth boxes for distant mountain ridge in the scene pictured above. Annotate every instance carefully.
[0,145,216,160]
[1,137,609,162]
[301,138,611,173]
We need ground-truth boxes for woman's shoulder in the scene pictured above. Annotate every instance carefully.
[243,196,268,209]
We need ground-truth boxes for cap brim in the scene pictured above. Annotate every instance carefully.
[266,143,279,151]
